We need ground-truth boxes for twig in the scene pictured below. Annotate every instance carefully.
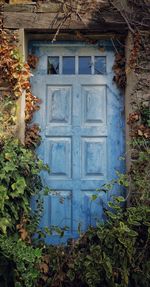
[109,0,135,34]
[111,38,119,54]
[52,12,72,43]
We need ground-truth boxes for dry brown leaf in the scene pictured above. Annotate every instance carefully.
[39,262,49,274]
[138,129,143,136]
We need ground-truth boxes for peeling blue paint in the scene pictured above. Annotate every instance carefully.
[30,42,125,244]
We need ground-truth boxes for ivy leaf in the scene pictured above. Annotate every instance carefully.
[0,185,9,212]
[11,177,26,198]
[4,162,17,173]
[0,217,10,234]
[144,221,150,227]
[91,194,98,201]
[115,196,125,203]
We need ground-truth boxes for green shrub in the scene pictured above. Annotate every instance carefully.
[0,235,42,287]
[0,140,149,287]
[0,138,48,235]
[0,139,48,287]
[37,202,150,287]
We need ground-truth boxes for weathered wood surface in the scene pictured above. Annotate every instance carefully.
[3,3,61,13]
[9,0,32,3]
[2,1,149,32]
[3,11,127,32]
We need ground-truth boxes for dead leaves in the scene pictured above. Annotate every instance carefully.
[27,54,39,69]
[136,125,150,139]
[39,259,49,274]
[129,32,141,69]
[38,254,50,284]
[113,52,126,90]
[0,30,31,99]
[25,124,41,148]
[16,216,31,242]
[128,111,150,139]
[128,112,140,124]
[0,30,41,146]
[130,124,150,139]
[25,92,41,122]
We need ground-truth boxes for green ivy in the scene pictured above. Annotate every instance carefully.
[0,139,49,286]
[0,235,42,287]
[0,138,48,234]
[37,202,150,287]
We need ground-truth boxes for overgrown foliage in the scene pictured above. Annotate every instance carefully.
[0,27,45,287]
[37,201,150,287]
[0,89,16,140]
[0,235,42,287]
[0,139,49,286]
[0,138,48,235]
[113,51,126,90]
[0,29,41,147]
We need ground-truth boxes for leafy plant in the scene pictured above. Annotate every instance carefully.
[0,235,42,287]
[0,138,48,235]
[0,139,49,287]
[37,201,150,287]
[0,29,41,147]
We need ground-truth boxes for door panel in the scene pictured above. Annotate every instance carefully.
[30,42,125,244]
[82,85,107,125]
[45,137,71,179]
[81,191,105,230]
[81,137,107,179]
[47,86,72,125]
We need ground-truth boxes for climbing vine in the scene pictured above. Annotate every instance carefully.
[113,51,126,90]
[0,28,46,286]
[0,29,41,146]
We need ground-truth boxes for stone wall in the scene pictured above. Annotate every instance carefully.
[125,32,150,204]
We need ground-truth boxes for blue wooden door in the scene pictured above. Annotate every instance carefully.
[30,42,124,244]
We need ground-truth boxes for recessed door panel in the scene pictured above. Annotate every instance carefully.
[50,191,72,230]
[45,138,72,179]
[81,191,106,231]
[46,86,72,125]
[82,85,107,125]
[81,137,107,180]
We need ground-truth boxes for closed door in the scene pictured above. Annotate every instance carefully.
[30,42,124,244]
